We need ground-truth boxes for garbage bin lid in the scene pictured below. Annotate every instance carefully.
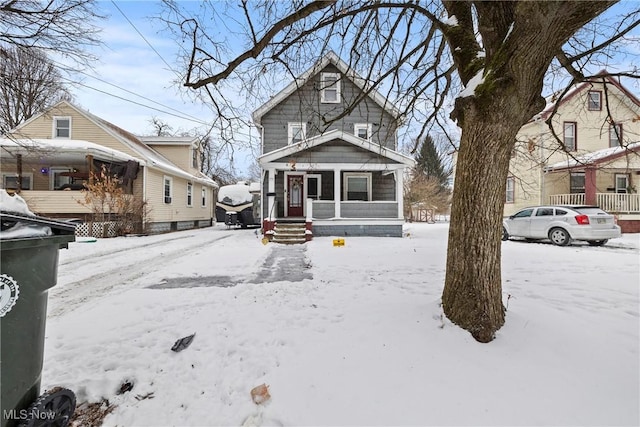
[0,211,77,238]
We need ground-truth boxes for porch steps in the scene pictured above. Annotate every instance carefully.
[272,221,307,244]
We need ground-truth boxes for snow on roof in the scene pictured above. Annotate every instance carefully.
[0,138,144,164]
[217,183,256,206]
[546,141,640,171]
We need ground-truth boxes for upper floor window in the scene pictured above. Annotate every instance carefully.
[53,116,71,138]
[320,72,341,103]
[192,148,199,169]
[609,123,623,147]
[163,176,173,204]
[587,90,602,111]
[187,182,193,206]
[288,122,306,145]
[354,123,372,141]
[505,177,515,203]
[563,122,577,151]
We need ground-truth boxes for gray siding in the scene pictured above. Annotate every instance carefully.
[313,224,402,237]
[261,64,398,154]
[341,202,397,218]
[278,140,400,165]
[312,201,335,219]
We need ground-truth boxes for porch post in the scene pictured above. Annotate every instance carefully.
[16,154,22,193]
[264,168,277,237]
[334,168,341,218]
[585,167,597,205]
[395,168,404,219]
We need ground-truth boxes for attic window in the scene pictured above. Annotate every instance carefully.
[288,122,306,145]
[609,123,623,147]
[354,123,372,141]
[53,117,71,138]
[320,72,340,103]
[587,91,601,111]
[192,148,199,169]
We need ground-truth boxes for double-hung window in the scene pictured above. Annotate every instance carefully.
[164,176,173,204]
[570,172,585,194]
[563,122,577,151]
[354,123,372,141]
[587,90,602,111]
[505,177,515,203]
[288,122,306,145]
[344,172,371,201]
[609,123,622,147]
[187,182,193,206]
[2,173,32,190]
[320,72,340,103]
[53,116,71,138]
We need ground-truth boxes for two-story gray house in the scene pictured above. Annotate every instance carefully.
[253,51,415,241]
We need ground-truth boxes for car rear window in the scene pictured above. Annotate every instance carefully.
[573,207,608,215]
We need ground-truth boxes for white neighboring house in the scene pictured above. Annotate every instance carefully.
[505,73,640,233]
[0,100,218,235]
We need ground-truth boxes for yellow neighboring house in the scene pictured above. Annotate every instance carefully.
[0,100,218,235]
[506,73,640,233]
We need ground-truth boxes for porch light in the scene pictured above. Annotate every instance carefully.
[40,167,48,174]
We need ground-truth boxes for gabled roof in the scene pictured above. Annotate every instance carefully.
[258,129,415,166]
[545,141,640,172]
[252,51,402,125]
[12,101,217,188]
[531,71,640,123]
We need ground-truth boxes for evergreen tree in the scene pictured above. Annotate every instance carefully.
[414,135,451,192]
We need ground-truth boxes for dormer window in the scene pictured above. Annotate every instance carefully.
[320,72,340,103]
[53,117,71,138]
[587,90,601,111]
[354,123,372,141]
[288,122,306,145]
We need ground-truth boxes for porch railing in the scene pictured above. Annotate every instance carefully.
[548,193,640,213]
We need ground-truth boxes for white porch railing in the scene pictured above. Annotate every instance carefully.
[596,193,640,213]
[548,193,585,205]
[548,193,640,213]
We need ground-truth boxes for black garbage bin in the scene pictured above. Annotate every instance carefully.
[0,212,77,427]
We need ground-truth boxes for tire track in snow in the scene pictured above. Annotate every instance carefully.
[49,234,232,318]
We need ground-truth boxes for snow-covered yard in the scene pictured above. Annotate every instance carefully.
[41,223,639,426]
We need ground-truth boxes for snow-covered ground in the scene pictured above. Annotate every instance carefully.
[41,223,639,426]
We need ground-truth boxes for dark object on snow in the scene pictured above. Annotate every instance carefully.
[117,381,134,395]
[171,333,195,352]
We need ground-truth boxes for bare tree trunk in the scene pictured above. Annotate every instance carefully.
[442,95,525,343]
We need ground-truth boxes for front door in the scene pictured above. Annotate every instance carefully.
[287,174,304,217]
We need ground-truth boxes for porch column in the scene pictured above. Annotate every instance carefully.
[585,167,597,205]
[267,168,276,220]
[334,168,341,218]
[395,169,404,219]
[16,154,22,193]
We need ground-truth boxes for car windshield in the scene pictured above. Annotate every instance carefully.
[573,207,609,215]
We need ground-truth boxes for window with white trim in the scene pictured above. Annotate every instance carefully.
[615,174,629,194]
[306,174,322,200]
[187,182,193,206]
[2,173,33,190]
[320,72,340,103]
[563,122,576,151]
[570,172,585,194]
[344,172,371,201]
[53,116,71,138]
[288,122,306,145]
[609,123,622,147]
[192,148,199,169]
[587,90,602,111]
[201,187,207,207]
[505,177,515,203]
[163,176,173,204]
[354,123,372,141]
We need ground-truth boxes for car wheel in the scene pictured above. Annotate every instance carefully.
[548,227,571,246]
[502,227,509,241]
[587,240,608,246]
